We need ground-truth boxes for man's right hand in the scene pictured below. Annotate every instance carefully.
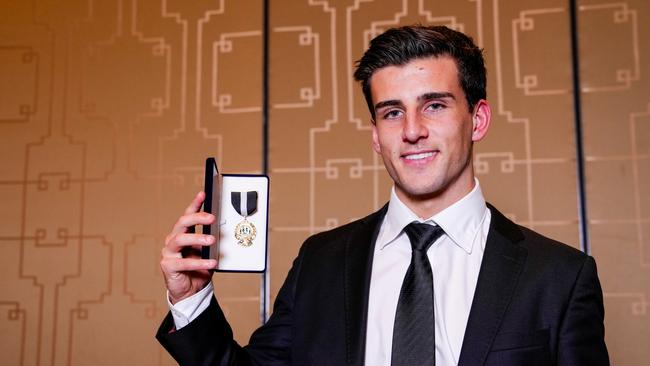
[161,191,218,304]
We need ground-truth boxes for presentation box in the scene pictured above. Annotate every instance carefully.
[202,158,268,272]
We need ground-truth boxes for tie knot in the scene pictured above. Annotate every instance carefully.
[403,222,445,252]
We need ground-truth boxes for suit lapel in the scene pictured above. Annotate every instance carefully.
[457,204,527,366]
[343,205,387,366]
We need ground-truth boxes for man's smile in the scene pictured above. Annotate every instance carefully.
[401,150,439,162]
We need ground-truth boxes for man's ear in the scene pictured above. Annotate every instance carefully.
[471,100,491,142]
[371,122,381,154]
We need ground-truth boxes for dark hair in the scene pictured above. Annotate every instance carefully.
[354,25,486,120]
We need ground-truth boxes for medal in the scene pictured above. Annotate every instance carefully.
[231,191,258,247]
[234,219,257,247]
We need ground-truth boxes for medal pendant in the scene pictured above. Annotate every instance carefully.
[235,218,257,247]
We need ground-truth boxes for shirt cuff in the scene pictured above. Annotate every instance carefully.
[167,282,214,330]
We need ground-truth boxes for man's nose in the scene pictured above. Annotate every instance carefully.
[402,113,429,142]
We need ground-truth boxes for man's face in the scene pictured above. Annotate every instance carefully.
[370,56,490,212]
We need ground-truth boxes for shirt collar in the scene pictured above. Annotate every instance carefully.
[379,179,488,254]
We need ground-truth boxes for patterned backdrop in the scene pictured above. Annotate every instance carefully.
[0,0,648,365]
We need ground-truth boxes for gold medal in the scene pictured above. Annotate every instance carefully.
[232,191,259,247]
[234,218,257,247]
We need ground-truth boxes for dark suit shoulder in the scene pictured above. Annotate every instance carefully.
[517,224,586,260]
[489,204,591,283]
[480,206,608,365]
[490,203,587,261]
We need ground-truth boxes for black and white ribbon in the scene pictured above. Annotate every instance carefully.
[231,191,258,217]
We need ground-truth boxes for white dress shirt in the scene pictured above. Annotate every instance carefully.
[167,280,214,329]
[169,180,491,366]
[365,180,491,366]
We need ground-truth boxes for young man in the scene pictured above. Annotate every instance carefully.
[158,26,608,366]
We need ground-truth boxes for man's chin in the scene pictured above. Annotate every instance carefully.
[396,183,445,201]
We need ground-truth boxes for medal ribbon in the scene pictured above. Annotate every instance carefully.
[231,191,258,217]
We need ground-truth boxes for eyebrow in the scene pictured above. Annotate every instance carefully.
[420,92,455,101]
[374,99,402,111]
[373,92,456,112]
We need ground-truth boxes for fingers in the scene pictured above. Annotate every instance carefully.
[170,211,215,236]
[161,256,217,274]
[168,191,214,236]
[164,192,217,262]
[160,192,218,301]
[185,191,205,215]
[184,192,205,234]
[163,233,215,257]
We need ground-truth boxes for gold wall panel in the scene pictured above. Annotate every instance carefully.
[579,0,650,364]
[0,0,647,364]
[0,0,263,365]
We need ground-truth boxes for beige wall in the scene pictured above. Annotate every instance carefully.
[0,0,648,365]
[580,1,650,365]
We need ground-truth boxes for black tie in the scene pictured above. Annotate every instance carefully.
[391,222,445,366]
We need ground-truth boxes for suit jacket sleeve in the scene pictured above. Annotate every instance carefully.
[156,247,305,366]
[557,255,609,365]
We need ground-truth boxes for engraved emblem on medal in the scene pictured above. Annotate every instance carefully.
[235,219,257,247]
[231,191,258,247]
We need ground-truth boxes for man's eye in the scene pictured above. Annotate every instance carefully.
[383,110,402,119]
[427,103,445,111]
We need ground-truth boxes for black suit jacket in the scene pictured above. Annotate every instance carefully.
[157,204,609,366]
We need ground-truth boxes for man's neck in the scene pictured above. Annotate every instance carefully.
[396,177,476,219]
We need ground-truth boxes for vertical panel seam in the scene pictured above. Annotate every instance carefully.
[261,0,271,323]
[569,0,590,254]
